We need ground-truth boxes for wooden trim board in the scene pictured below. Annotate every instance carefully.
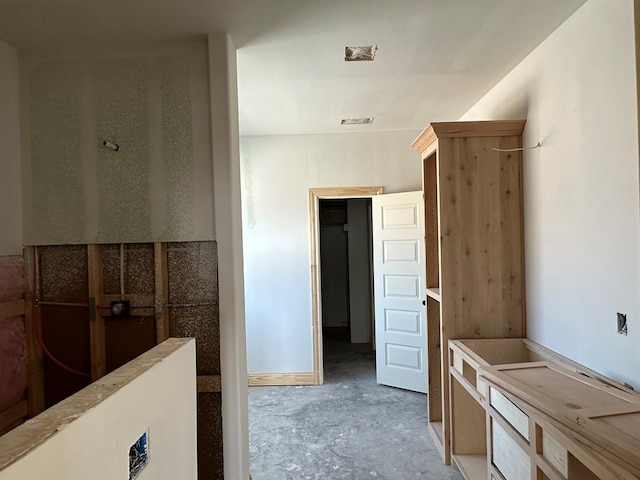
[248,372,316,386]
[411,120,526,153]
[308,186,383,386]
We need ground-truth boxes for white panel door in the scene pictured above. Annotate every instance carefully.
[373,191,427,393]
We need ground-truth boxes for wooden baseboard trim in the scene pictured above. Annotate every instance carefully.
[248,372,317,386]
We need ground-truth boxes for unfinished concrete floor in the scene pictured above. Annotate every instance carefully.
[248,328,464,479]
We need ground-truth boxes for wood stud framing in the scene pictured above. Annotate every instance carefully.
[19,241,222,424]
[154,243,170,344]
[0,287,30,431]
[0,300,24,321]
[0,401,28,433]
[197,375,222,393]
[88,245,106,381]
[23,247,45,417]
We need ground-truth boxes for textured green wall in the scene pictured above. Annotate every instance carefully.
[0,40,23,255]
[24,44,213,245]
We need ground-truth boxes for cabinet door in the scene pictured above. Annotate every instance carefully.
[491,419,531,480]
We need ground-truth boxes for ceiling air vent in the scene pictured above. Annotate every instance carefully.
[341,118,374,125]
[345,46,378,62]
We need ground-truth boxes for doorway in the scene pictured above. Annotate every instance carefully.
[319,198,374,365]
[308,187,383,384]
[311,188,428,391]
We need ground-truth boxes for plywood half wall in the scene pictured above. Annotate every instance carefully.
[1,241,222,480]
[0,256,27,436]
[0,338,197,480]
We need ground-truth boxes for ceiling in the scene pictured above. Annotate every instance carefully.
[0,0,587,136]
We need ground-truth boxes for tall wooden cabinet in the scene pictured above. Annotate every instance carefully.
[411,120,527,464]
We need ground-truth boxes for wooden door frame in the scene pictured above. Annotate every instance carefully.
[309,186,383,384]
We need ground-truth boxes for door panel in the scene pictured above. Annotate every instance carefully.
[373,191,427,393]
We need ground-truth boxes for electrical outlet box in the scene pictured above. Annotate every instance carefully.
[617,312,628,336]
[111,300,130,317]
[129,431,149,480]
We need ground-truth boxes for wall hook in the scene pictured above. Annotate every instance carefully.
[102,140,120,152]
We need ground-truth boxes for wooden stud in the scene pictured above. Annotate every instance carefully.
[308,186,383,386]
[88,244,106,381]
[197,375,222,393]
[154,243,170,343]
[0,299,25,321]
[24,247,45,416]
[0,400,28,432]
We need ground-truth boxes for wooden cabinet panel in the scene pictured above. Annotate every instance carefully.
[491,420,531,480]
[490,387,530,441]
[412,120,526,463]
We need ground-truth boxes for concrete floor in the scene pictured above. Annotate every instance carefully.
[248,328,464,479]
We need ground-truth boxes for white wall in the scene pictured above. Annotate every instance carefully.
[461,0,640,387]
[20,41,214,245]
[0,40,23,256]
[0,339,197,480]
[208,33,250,480]
[241,131,421,373]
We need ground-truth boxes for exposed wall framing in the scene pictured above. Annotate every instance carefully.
[0,255,28,435]
[18,241,222,479]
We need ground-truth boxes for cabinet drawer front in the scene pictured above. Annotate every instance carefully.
[492,420,531,480]
[541,429,568,476]
[490,387,530,440]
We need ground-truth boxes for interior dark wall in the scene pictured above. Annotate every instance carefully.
[319,198,374,347]
[319,200,350,329]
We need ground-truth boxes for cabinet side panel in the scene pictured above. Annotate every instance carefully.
[437,136,524,339]
[497,136,525,337]
[436,138,462,339]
